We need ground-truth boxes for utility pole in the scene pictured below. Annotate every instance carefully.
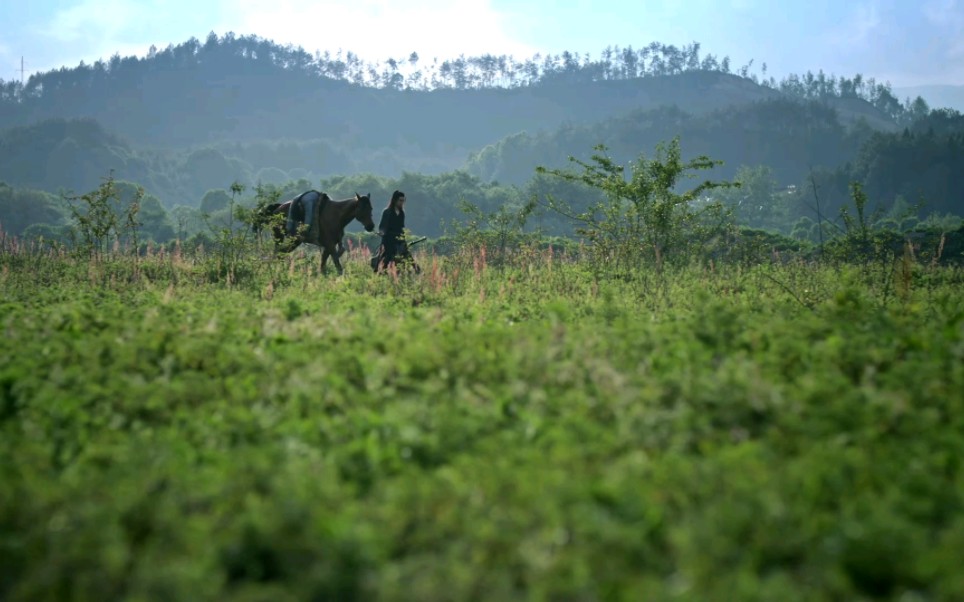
[12,57,27,102]
[808,167,825,258]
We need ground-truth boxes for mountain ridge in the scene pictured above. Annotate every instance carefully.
[0,34,929,209]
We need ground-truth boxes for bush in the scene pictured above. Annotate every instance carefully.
[537,138,736,276]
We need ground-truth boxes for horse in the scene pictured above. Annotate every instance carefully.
[254,191,375,275]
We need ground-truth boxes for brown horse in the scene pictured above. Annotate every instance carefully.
[254,191,375,275]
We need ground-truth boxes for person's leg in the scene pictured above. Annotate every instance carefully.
[380,240,397,271]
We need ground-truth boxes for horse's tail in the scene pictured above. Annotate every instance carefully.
[251,203,282,232]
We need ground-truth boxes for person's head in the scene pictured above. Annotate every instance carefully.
[388,190,406,211]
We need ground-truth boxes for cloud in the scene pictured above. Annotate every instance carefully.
[851,2,883,42]
[815,0,886,65]
[923,0,964,26]
[213,0,538,61]
[37,0,147,44]
[27,0,187,72]
[923,0,964,58]
[0,43,22,84]
[20,0,535,76]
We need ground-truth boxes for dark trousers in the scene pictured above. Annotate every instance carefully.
[378,237,405,270]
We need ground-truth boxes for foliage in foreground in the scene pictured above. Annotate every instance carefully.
[1,243,963,601]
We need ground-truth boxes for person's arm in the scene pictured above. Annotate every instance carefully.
[377,208,387,236]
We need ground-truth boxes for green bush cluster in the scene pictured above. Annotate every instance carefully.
[1,242,963,600]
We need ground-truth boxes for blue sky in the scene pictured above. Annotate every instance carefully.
[1,0,963,87]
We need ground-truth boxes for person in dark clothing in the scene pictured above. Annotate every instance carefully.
[376,190,407,271]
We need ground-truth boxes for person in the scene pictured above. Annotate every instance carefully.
[376,190,407,271]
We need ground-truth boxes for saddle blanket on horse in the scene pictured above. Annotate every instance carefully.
[286,190,327,237]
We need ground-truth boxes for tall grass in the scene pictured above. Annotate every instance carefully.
[2,230,963,601]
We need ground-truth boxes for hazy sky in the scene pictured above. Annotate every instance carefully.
[1,0,963,87]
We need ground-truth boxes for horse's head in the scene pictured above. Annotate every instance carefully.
[355,192,375,232]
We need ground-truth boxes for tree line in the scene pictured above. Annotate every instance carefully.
[3,106,962,251]
[0,33,927,125]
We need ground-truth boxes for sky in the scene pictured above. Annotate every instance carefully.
[1,0,963,89]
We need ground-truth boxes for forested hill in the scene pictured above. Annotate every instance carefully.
[1,33,949,217]
[1,33,909,154]
[466,100,863,186]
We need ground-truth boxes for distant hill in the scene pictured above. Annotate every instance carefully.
[0,118,355,206]
[0,118,149,194]
[464,98,869,187]
[0,34,927,209]
[1,36,900,164]
[3,65,844,155]
[894,85,964,112]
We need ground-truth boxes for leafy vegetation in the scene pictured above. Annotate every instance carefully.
[2,207,963,599]
[537,138,735,274]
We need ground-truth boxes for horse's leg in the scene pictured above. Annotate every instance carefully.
[321,249,329,275]
[327,244,345,275]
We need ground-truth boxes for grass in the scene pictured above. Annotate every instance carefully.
[1,241,963,601]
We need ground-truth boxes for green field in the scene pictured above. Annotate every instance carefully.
[2,242,963,601]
